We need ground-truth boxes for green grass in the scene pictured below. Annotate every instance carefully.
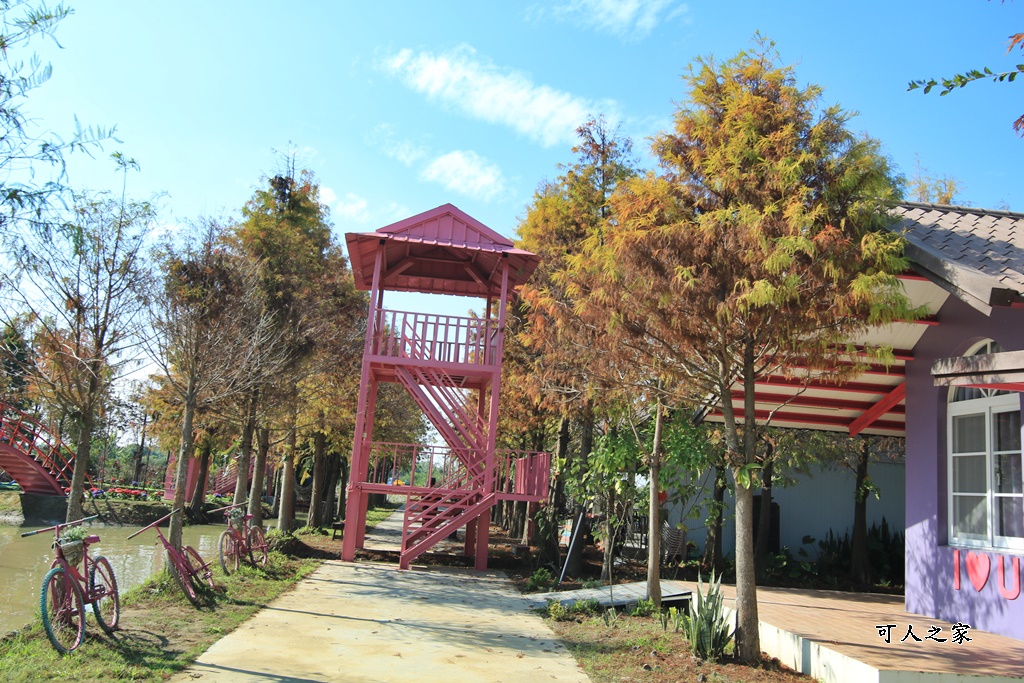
[0,552,320,682]
[364,504,400,527]
[0,491,22,514]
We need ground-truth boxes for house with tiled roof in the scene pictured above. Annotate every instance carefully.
[699,201,1024,641]
[892,202,1024,641]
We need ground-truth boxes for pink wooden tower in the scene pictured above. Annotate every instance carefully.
[342,204,549,570]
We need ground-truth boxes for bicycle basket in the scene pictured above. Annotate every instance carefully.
[228,508,245,528]
[57,539,85,566]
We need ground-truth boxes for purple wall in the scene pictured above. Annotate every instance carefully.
[905,294,1024,640]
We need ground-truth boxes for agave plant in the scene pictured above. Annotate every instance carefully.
[680,571,734,661]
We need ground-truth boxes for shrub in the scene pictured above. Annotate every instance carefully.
[526,567,553,592]
[631,598,656,617]
[571,598,602,617]
[680,572,734,662]
[546,600,571,621]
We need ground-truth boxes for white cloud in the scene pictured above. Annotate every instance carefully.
[369,123,427,167]
[381,45,611,148]
[420,150,505,201]
[320,186,338,205]
[335,192,370,223]
[548,0,688,40]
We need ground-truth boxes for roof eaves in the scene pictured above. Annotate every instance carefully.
[903,238,997,315]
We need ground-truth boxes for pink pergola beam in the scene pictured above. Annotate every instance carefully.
[847,382,907,436]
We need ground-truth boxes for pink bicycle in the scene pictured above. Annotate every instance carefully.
[211,501,268,574]
[127,509,214,605]
[21,515,119,653]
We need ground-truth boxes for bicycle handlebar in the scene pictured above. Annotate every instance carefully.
[126,508,181,540]
[20,515,100,537]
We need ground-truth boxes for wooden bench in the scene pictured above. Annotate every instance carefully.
[331,521,345,541]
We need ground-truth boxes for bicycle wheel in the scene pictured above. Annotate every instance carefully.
[246,526,268,568]
[89,556,120,634]
[170,552,200,604]
[218,530,239,575]
[183,545,214,590]
[40,566,86,654]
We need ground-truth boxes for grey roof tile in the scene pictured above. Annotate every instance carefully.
[891,202,1024,306]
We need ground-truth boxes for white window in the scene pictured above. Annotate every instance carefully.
[948,340,1024,550]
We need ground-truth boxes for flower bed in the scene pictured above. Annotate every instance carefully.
[105,487,149,501]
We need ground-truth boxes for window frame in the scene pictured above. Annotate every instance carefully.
[946,341,1024,551]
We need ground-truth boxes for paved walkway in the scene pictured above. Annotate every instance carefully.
[172,512,590,683]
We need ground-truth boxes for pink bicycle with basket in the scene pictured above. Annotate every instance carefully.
[21,515,120,653]
[210,501,268,574]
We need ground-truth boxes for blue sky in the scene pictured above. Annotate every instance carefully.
[23,0,1023,258]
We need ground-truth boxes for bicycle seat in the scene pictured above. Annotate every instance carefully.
[85,535,100,544]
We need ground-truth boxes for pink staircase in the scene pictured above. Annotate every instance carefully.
[341,204,549,569]
[0,403,91,495]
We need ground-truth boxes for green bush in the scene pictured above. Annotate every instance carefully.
[545,597,603,621]
[546,600,571,621]
[631,598,656,617]
[526,567,553,592]
[680,572,734,662]
[571,598,602,616]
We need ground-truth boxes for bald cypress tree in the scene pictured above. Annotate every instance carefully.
[578,39,920,662]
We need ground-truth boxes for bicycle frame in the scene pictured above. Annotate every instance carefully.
[210,501,250,544]
[211,500,268,573]
[128,508,213,602]
[22,515,107,601]
[127,508,181,552]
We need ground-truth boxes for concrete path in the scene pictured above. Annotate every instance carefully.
[172,513,590,683]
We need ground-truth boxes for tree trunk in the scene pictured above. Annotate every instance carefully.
[337,456,349,520]
[566,408,595,578]
[733,477,759,661]
[850,438,872,587]
[540,416,571,566]
[703,467,726,573]
[308,420,328,528]
[755,445,775,575]
[511,501,527,540]
[277,408,297,533]
[647,395,665,606]
[234,389,258,504]
[248,426,269,526]
[188,440,212,517]
[132,412,148,485]
[66,410,94,523]
[170,391,197,549]
[271,467,281,517]
[600,488,615,582]
[732,340,761,664]
[324,451,341,525]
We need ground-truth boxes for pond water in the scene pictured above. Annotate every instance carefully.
[0,521,227,635]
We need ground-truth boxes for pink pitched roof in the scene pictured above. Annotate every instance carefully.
[345,204,540,298]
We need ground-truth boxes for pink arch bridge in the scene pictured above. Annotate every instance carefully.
[0,403,89,496]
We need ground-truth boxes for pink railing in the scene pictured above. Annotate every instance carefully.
[0,403,87,489]
[363,442,478,488]
[495,449,551,501]
[372,309,497,366]
[395,365,487,450]
[361,441,549,502]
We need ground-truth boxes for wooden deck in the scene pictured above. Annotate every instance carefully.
[524,580,692,610]
[677,581,1024,683]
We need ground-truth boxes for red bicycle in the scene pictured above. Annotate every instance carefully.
[127,509,214,605]
[21,515,120,653]
[211,501,268,574]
